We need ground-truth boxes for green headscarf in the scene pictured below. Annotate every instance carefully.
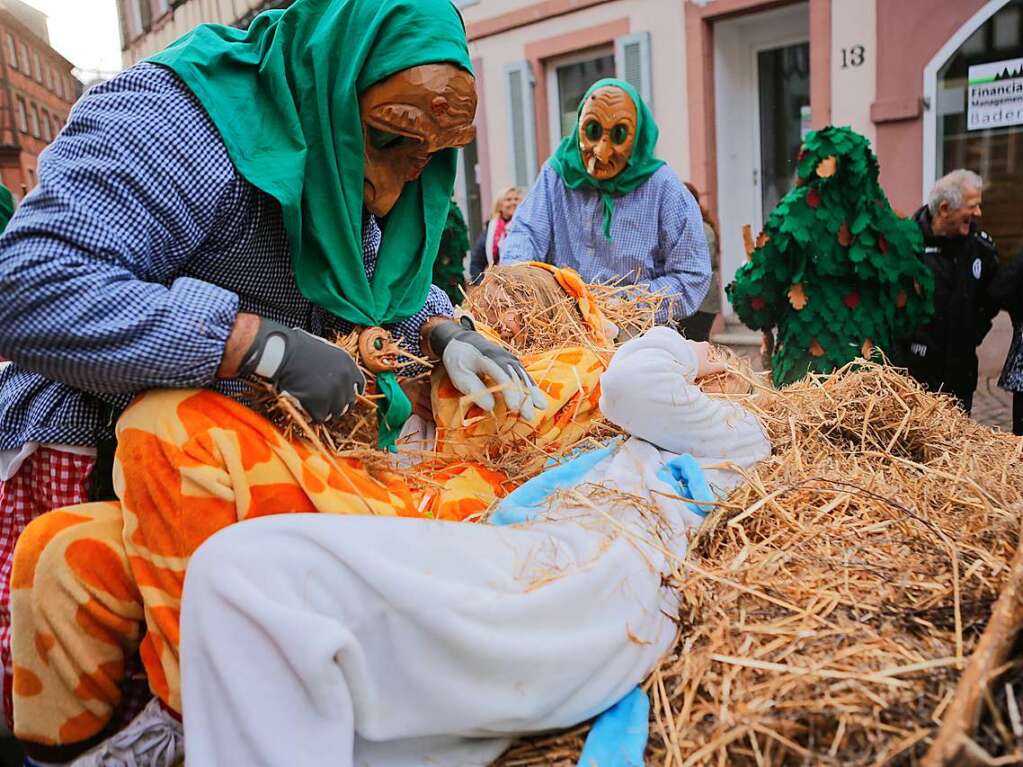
[148,0,473,450]
[549,78,664,240]
[0,184,13,231]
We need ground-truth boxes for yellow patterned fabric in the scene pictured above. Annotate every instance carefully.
[10,389,511,744]
[432,346,607,465]
[434,263,611,465]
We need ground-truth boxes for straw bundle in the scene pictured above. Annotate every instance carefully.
[244,276,666,473]
[243,328,433,460]
[587,281,672,344]
[461,267,667,356]
[495,363,1023,766]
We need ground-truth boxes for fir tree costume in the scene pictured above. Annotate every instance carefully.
[0,184,13,231]
[727,126,934,387]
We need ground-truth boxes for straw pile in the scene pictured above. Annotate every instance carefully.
[460,267,668,356]
[495,362,1023,766]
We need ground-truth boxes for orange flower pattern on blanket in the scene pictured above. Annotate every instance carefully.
[11,503,140,745]
[10,389,512,745]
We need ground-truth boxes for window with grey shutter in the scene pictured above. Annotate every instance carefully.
[121,0,143,39]
[615,32,653,112]
[505,61,537,188]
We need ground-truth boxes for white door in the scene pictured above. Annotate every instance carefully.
[714,2,809,317]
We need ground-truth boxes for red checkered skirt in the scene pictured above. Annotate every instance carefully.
[0,447,94,730]
[0,447,151,735]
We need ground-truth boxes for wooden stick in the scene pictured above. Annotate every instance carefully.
[922,511,1023,767]
[741,222,775,370]
[741,224,755,259]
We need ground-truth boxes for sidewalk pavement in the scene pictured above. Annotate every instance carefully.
[975,311,1015,433]
[974,377,1013,433]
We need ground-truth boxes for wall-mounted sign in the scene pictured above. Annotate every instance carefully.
[968,57,1023,131]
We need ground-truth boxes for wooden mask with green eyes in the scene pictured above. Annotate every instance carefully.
[577,86,637,181]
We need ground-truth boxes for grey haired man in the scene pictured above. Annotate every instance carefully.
[896,169,999,413]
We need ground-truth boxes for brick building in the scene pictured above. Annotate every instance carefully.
[0,0,78,198]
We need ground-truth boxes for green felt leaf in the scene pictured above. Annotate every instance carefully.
[851,210,871,235]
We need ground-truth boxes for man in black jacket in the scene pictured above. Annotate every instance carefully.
[897,169,999,413]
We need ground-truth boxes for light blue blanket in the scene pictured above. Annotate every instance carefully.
[489,445,713,766]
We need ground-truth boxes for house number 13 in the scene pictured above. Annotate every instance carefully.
[841,45,865,68]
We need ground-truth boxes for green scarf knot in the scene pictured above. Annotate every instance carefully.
[375,372,412,452]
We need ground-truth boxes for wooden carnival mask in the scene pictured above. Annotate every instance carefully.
[578,86,637,181]
[359,63,477,217]
[357,327,404,373]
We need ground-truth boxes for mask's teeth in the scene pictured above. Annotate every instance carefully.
[587,156,598,174]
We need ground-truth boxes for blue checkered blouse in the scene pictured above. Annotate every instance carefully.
[500,162,710,322]
[0,64,452,450]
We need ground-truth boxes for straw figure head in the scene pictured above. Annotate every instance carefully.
[465,264,593,354]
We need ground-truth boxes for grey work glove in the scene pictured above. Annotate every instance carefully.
[239,318,366,423]
[429,319,547,420]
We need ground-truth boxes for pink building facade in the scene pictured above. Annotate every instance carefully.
[461,0,1023,316]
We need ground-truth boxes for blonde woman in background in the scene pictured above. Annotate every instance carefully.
[469,185,524,282]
